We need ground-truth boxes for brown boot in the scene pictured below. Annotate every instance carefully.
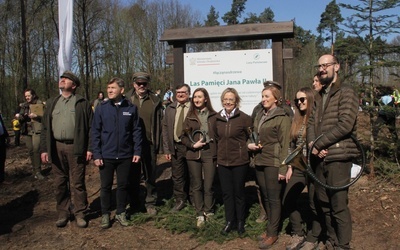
[259,236,278,249]
[257,232,268,241]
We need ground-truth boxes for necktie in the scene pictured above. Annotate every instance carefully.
[176,104,185,139]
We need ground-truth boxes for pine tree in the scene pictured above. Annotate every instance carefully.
[204,6,219,27]
[340,0,400,176]
[317,0,344,54]
[221,0,247,25]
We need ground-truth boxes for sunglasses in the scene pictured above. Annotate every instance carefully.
[294,97,306,104]
[135,81,148,86]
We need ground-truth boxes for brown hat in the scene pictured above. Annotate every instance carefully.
[263,80,281,89]
[132,72,150,83]
[61,71,81,87]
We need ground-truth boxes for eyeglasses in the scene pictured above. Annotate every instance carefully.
[315,62,336,69]
[294,97,306,104]
[176,91,188,94]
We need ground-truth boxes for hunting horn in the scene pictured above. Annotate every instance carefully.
[281,142,307,172]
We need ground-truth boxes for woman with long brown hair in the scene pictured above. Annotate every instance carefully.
[283,87,315,250]
[181,88,217,228]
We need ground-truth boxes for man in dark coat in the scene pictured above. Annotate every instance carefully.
[125,72,162,215]
[305,55,358,250]
[40,71,92,228]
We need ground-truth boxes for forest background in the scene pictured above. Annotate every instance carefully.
[0,0,399,176]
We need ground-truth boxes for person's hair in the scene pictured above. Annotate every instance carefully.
[188,88,216,119]
[24,89,38,101]
[331,54,339,64]
[262,86,282,106]
[107,77,125,88]
[220,87,241,108]
[97,91,104,100]
[290,87,314,141]
[175,83,191,95]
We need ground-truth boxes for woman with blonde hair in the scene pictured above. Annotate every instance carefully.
[248,84,291,248]
[214,87,252,235]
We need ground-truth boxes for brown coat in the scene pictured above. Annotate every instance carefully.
[162,101,179,155]
[213,109,252,167]
[181,110,217,160]
[126,89,163,153]
[307,78,359,162]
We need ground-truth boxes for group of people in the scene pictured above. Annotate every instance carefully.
[246,53,357,250]
[0,53,358,250]
[160,53,357,250]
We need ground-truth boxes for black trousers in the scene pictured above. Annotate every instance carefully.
[218,164,248,222]
[100,158,131,215]
[14,130,20,146]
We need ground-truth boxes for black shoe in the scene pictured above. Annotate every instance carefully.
[237,220,245,235]
[170,200,186,213]
[221,221,236,235]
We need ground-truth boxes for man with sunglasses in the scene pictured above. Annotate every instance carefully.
[125,72,163,216]
[304,54,358,250]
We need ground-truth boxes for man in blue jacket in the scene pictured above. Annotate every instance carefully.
[92,77,142,229]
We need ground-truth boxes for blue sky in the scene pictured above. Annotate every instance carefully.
[179,0,399,41]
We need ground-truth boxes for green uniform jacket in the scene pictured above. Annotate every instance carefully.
[252,106,291,175]
[125,89,162,153]
[40,94,92,161]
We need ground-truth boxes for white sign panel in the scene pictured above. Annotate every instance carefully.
[184,49,273,115]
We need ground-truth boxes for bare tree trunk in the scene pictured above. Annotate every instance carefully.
[368,0,375,177]
[20,0,27,90]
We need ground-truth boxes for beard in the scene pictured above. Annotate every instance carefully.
[320,74,334,85]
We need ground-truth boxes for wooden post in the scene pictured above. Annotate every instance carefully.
[272,38,284,98]
[173,43,186,88]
